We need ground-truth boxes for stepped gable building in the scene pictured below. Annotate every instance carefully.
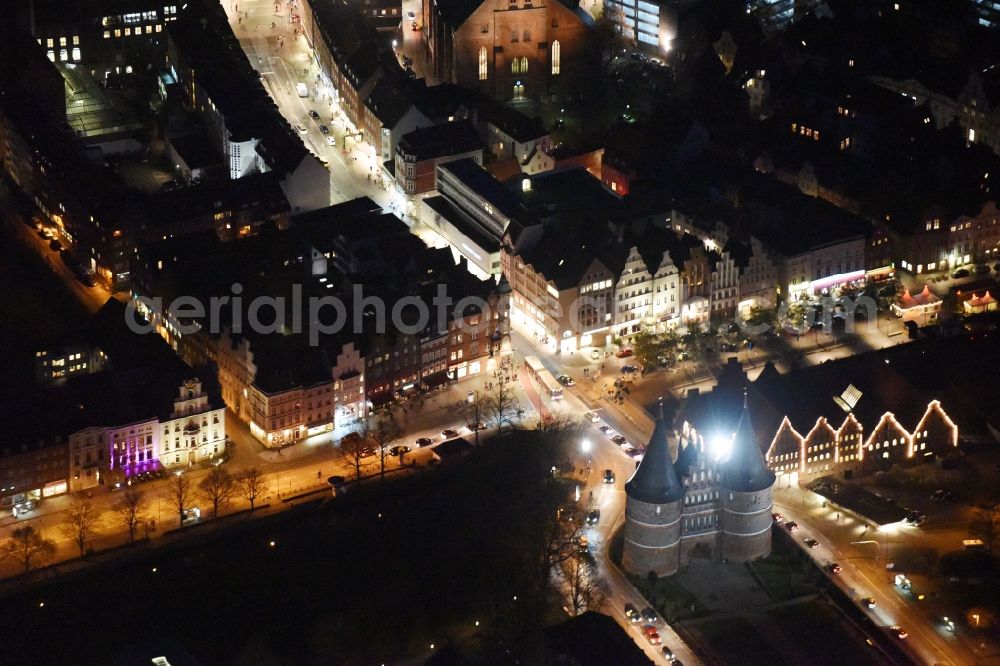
[622,397,775,578]
[422,0,590,103]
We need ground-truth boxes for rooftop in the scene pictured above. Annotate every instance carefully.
[397,120,483,161]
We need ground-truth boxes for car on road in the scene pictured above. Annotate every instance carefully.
[587,509,600,525]
[784,521,798,531]
[295,123,308,133]
[416,437,434,447]
[389,445,411,456]
[441,429,460,439]
[661,646,675,660]
[623,445,640,458]
[599,425,614,435]
[642,625,661,645]
[182,507,201,523]
[641,607,658,623]
[952,268,970,279]
[804,538,819,548]
[889,626,908,640]
[410,20,418,30]
[466,422,486,431]
[556,374,575,386]
[624,602,640,622]
[326,135,336,146]
[360,447,376,458]
[48,239,62,251]
[406,10,415,18]
[931,488,953,502]
[772,512,783,523]
[11,500,35,518]
[861,597,876,608]
[611,435,627,445]
[37,227,52,239]
[621,365,637,374]
[308,109,320,119]
[828,562,842,574]
[616,348,633,358]
[319,125,329,134]
[589,412,601,423]
[603,469,615,484]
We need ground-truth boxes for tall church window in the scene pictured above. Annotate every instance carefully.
[512,57,528,75]
[478,46,488,80]
[551,40,561,75]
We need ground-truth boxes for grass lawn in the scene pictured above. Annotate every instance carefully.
[628,570,710,621]
[747,536,818,601]
[692,615,786,666]
[765,601,884,665]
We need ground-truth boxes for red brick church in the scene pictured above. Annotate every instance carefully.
[422,0,590,103]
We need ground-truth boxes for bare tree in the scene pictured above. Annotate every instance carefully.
[235,467,269,511]
[371,410,403,478]
[2,525,56,573]
[564,555,609,616]
[339,432,370,480]
[113,486,149,543]
[537,504,588,590]
[199,467,235,517]
[970,507,1000,551]
[61,498,102,556]
[485,381,519,439]
[167,473,193,526]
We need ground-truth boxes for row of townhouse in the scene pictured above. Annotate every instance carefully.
[130,198,510,447]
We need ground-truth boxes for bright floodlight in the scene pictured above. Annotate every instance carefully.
[580,439,592,453]
[710,434,733,461]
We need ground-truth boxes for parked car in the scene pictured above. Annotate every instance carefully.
[624,602,640,622]
[319,125,329,134]
[772,512,783,523]
[591,349,601,360]
[466,422,486,431]
[828,562,842,574]
[643,626,661,645]
[389,445,411,456]
[952,268,970,279]
[587,509,601,525]
[889,626,908,640]
[804,538,819,548]
[784,521,798,531]
[326,135,336,146]
[611,435,627,445]
[641,607,658,623]
[182,507,201,523]
[603,469,615,484]
[621,364,637,374]
[308,109,320,119]
[556,374,575,386]
[616,348,633,358]
[861,597,876,608]
[416,437,434,447]
[599,425,614,435]
[661,646,675,660]
[295,123,308,133]
[931,488,953,502]
[360,447,376,458]
[441,429,460,439]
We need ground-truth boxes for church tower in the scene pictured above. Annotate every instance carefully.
[622,401,685,577]
[719,389,776,562]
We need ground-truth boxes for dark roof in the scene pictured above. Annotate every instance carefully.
[145,171,289,227]
[167,134,221,170]
[433,437,474,459]
[364,77,417,128]
[398,120,483,161]
[736,172,870,256]
[471,92,548,142]
[806,476,909,526]
[423,196,498,251]
[625,402,684,504]
[438,158,524,220]
[544,611,653,666]
[433,0,484,30]
[719,391,776,493]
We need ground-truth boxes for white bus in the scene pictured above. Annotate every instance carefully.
[524,355,564,400]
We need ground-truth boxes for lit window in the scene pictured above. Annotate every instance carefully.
[115,29,121,37]
[479,46,487,80]
[47,50,55,62]
[73,35,79,45]
[72,47,81,61]
[103,30,110,39]
[124,27,131,36]
[551,40,560,75]
[46,38,54,47]
[59,37,67,46]
[59,48,68,61]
